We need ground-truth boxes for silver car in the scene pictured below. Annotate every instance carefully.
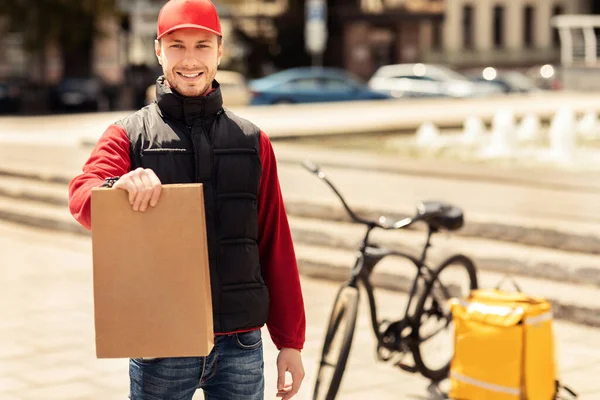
[368,63,504,99]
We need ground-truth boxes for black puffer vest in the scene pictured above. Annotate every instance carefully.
[116,77,269,333]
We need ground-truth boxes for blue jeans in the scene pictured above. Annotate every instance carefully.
[129,329,264,400]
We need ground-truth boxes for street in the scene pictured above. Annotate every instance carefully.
[1,221,600,399]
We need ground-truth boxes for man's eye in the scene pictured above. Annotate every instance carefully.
[171,44,183,49]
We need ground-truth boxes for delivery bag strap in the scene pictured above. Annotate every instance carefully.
[494,275,522,293]
[555,380,578,399]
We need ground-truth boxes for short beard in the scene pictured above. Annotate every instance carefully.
[172,83,212,97]
[167,72,215,97]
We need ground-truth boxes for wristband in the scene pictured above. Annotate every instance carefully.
[101,176,121,188]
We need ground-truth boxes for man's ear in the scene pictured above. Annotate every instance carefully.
[155,39,163,65]
[217,39,223,66]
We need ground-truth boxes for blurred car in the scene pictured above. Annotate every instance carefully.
[50,77,104,112]
[0,81,22,114]
[248,67,391,105]
[145,70,251,107]
[465,67,541,93]
[526,64,562,90]
[368,63,504,99]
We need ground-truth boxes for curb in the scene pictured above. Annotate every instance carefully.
[1,199,598,287]
[277,158,600,195]
[0,186,68,207]
[0,169,598,255]
[284,201,600,256]
[0,209,89,236]
[0,175,598,255]
[0,168,72,185]
[297,258,600,329]
[0,204,598,328]
[291,226,600,289]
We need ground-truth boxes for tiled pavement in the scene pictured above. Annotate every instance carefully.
[2,221,600,399]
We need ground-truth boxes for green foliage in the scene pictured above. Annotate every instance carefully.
[0,0,120,53]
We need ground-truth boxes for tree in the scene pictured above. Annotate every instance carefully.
[0,0,120,79]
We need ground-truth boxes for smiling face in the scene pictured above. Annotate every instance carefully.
[155,28,223,97]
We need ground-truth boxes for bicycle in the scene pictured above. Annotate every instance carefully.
[302,161,479,400]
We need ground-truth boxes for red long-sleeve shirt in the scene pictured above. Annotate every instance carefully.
[68,124,306,351]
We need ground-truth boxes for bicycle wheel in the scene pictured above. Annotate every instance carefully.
[412,254,478,382]
[313,285,360,400]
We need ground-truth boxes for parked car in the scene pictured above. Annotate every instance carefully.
[50,77,105,112]
[465,67,541,93]
[526,64,562,91]
[145,70,251,107]
[0,81,22,114]
[248,67,391,105]
[368,63,503,99]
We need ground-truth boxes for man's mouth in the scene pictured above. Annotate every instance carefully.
[177,72,204,79]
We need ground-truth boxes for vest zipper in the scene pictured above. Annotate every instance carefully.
[187,125,201,182]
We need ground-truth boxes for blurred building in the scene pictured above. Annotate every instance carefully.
[0,0,287,112]
[316,0,591,79]
[322,0,446,79]
[0,0,284,83]
[425,0,590,68]
[2,0,597,109]
[270,0,445,79]
[0,19,29,82]
[116,0,287,77]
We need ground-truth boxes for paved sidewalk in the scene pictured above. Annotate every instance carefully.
[1,221,600,399]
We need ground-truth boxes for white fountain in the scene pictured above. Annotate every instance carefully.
[482,109,517,157]
[461,116,485,144]
[577,111,599,139]
[415,122,441,147]
[517,114,542,142]
[548,107,577,162]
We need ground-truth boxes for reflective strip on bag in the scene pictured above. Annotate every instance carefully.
[458,299,524,317]
[451,372,521,396]
[524,311,553,325]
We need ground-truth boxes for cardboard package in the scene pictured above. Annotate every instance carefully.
[91,184,213,359]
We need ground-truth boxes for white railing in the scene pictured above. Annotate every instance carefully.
[361,0,444,13]
[553,15,600,67]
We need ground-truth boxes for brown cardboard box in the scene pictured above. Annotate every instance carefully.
[90,184,213,359]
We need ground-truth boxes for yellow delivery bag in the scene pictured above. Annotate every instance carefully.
[449,288,556,400]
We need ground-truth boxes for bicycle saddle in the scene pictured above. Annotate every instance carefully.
[416,201,464,231]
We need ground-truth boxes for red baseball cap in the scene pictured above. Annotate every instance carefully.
[157,0,222,40]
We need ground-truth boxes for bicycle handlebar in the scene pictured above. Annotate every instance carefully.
[301,160,418,231]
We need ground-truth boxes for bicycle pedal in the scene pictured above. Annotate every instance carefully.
[395,362,418,374]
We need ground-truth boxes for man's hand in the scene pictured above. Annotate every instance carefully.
[112,168,162,212]
[276,348,304,400]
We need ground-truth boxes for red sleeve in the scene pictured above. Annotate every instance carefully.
[68,124,131,230]
[258,131,306,351]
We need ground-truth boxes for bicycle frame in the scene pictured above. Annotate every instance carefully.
[345,223,438,345]
[300,160,452,353]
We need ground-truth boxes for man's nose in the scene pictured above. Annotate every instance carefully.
[182,50,198,69]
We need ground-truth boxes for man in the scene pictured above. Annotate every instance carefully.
[68,1,306,399]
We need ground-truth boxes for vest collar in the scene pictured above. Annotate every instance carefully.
[155,76,223,126]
